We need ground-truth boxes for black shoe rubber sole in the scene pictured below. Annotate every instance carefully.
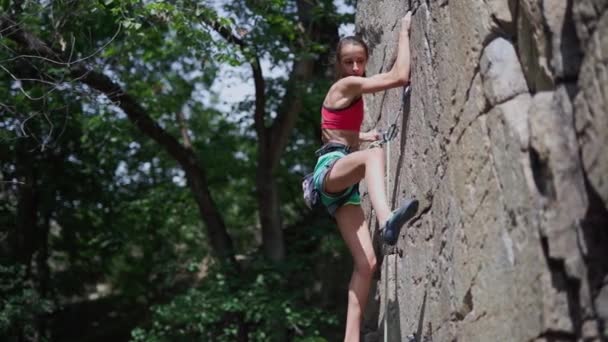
[381,199,419,245]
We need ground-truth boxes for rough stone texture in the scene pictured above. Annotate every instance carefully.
[355,0,608,341]
[573,0,608,49]
[487,0,515,26]
[574,10,608,208]
[480,37,528,106]
[517,0,554,92]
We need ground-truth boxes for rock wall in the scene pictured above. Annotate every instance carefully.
[355,1,608,341]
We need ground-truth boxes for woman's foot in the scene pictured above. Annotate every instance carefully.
[381,199,419,245]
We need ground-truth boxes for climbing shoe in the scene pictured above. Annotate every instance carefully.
[381,198,419,245]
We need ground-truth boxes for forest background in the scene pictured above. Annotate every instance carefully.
[0,0,357,341]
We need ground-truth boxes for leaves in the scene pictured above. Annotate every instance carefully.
[0,265,54,338]
[129,258,338,342]
[0,0,351,340]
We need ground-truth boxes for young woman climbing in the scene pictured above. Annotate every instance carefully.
[311,11,417,342]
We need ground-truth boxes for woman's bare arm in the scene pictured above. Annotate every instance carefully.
[334,12,412,100]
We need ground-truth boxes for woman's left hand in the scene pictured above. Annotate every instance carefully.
[360,129,380,142]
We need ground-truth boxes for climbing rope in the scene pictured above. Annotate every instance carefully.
[376,6,418,342]
[369,85,411,150]
[381,84,412,342]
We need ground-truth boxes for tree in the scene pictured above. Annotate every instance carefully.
[1,1,350,340]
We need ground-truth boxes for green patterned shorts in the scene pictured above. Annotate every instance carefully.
[312,145,360,217]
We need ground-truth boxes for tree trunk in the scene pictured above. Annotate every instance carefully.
[14,140,40,342]
[35,212,51,341]
[15,140,37,268]
[256,149,284,261]
[253,0,337,262]
[0,14,239,268]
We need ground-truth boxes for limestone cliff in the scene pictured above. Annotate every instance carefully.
[355,1,608,341]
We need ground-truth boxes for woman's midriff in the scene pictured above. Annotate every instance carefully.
[321,129,360,151]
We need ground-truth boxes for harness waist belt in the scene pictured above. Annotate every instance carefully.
[315,142,351,157]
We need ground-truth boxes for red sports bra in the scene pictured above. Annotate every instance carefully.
[321,97,364,131]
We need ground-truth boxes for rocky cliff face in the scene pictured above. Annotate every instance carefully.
[355,1,608,341]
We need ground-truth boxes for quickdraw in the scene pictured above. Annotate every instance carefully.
[369,85,411,149]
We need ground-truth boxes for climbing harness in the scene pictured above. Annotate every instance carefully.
[302,143,359,213]
[301,172,320,209]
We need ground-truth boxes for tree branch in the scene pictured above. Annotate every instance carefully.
[0,14,238,266]
[251,60,267,140]
[267,0,338,170]
[199,15,267,141]
[203,17,245,48]
[268,58,314,170]
[175,111,193,149]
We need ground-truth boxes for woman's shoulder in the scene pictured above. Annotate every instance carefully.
[333,75,365,89]
[327,76,364,100]
[323,93,362,111]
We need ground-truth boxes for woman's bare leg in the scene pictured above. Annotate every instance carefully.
[335,204,377,342]
[324,147,391,223]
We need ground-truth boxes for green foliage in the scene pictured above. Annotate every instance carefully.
[130,257,338,342]
[1,0,353,340]
[0,265,53,342]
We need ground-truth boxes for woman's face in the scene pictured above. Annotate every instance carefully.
[339,43,367,77]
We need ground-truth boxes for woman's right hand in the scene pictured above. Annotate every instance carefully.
[402,11,412,33]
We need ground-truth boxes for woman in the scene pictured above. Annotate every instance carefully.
[311,11,417,341]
